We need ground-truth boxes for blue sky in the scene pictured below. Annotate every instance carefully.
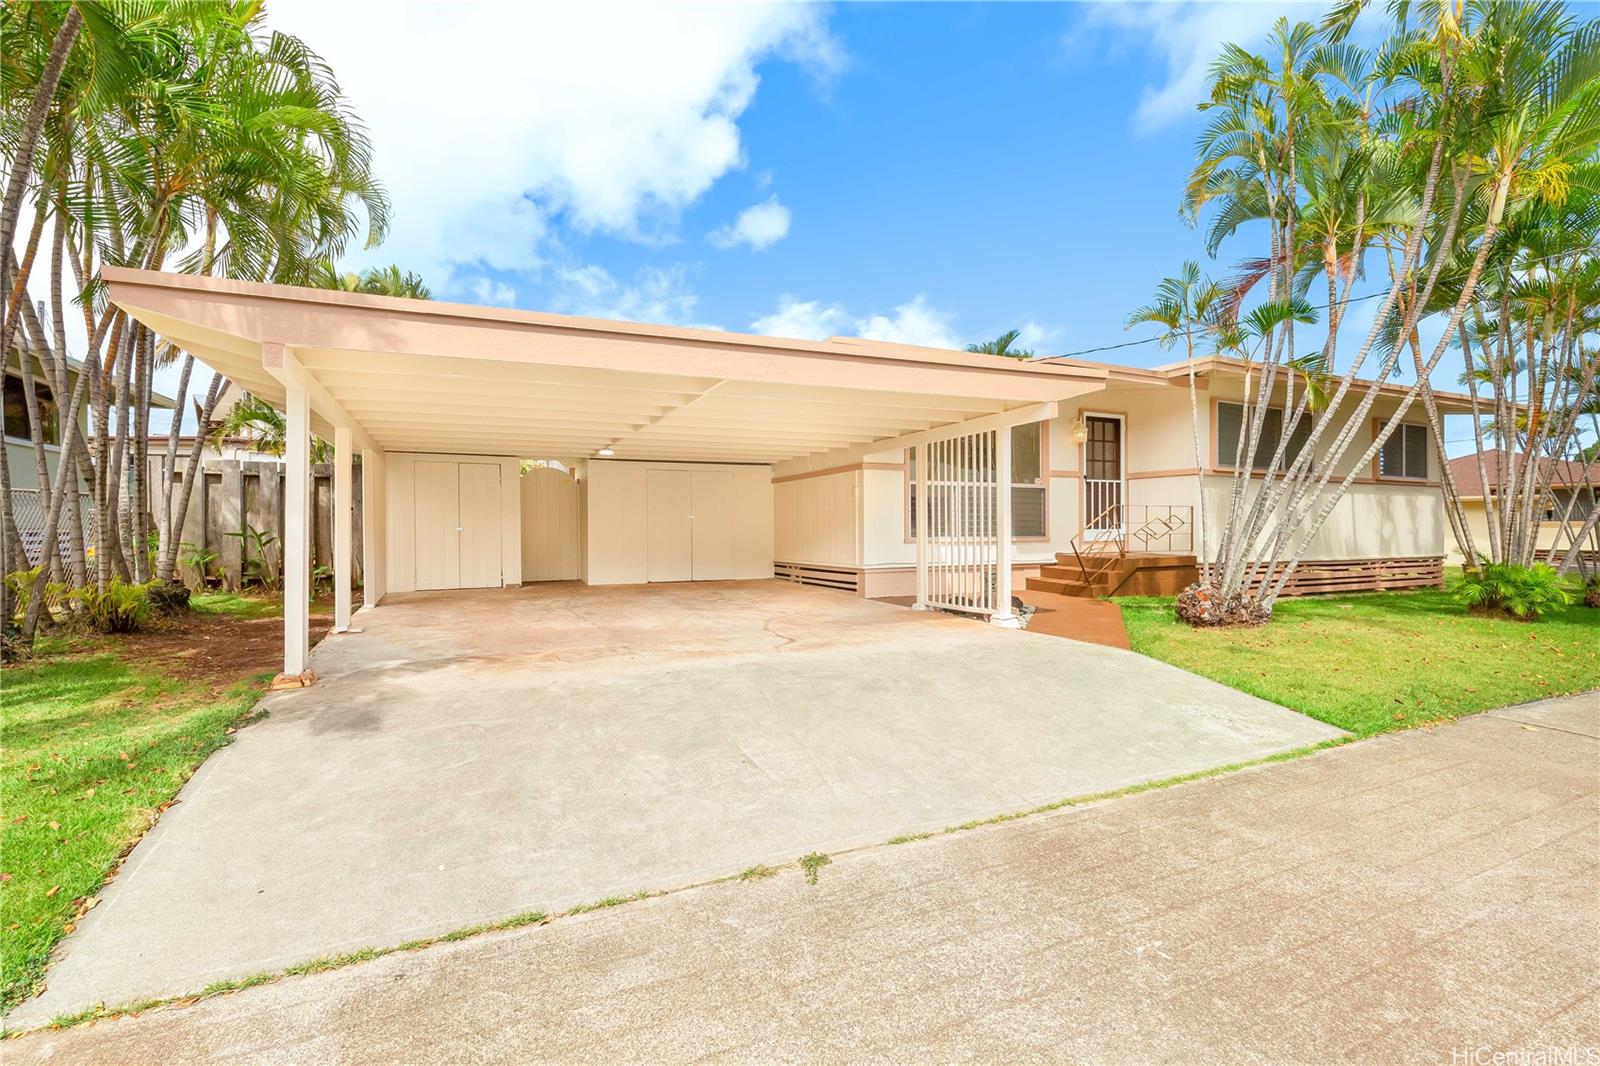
[253,0,1486,450]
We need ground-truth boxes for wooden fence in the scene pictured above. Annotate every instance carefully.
[161,458,364,590]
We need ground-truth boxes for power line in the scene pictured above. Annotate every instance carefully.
[1053,243,1600,362]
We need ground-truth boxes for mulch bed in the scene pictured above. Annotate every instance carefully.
[111,608,334,690]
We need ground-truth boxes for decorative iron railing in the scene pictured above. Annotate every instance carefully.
[1068,502,1194,591]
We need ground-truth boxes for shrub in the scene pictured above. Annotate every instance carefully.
[144,580,192,615]
[1453,563,1573,621]
[70,581,152,633]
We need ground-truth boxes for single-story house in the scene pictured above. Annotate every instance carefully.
[1445,449,1599,565]
[101,268,1474,678]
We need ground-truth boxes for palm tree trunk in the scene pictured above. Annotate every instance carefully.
[0,7,81,265]
[161,375,228,583]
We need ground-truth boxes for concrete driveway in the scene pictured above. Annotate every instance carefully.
[8,580,1342,1025]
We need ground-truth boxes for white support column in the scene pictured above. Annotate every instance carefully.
[913,441,929,610]
[282,381,312,675]
[333,426,353,633]
[360,445,386,610]
[992,425,1020,627]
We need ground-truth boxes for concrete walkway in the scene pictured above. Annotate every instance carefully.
[10,693,1595,1062]
[5,581,1341,1026]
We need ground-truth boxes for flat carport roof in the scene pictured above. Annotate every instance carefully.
[103,268,1111,676]
[101,267,1107,471]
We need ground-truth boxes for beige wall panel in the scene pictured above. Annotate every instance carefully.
[587,459,773,584]
[385,452,520,594]
[733,466,775,577]
[774,469,859,567]
[520,467,581,581]
[646,469,693,582]
[584,460,648,584]
[458,462,503,588]
[412,460,460,591]
[689,470,737,579]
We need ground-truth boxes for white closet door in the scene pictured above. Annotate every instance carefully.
[414,461,460,590]
[690,470,736,580]
[645,469,693,582]
[457,462,503,588]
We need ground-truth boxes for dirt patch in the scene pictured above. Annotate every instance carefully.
[115,608,334,689]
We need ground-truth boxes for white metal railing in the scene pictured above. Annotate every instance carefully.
[915,427,1016,621]
[1084,478,1123,539]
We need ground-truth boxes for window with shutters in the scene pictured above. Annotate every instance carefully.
[1214,401,1309,471]
[1378,423,1430,480]
[907,421,1047,539]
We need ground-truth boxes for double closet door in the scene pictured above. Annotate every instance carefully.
[414,461,503,590]
[644,469,737,582]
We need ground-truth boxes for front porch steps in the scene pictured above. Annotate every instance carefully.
[1025,551,1198,599]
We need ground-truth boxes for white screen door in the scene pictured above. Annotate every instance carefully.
[645,469,693,581]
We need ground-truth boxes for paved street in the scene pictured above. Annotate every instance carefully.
[11,694,1598,1064]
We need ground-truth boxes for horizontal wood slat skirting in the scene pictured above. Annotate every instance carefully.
[774,561,861,593]
[1249,555,1446,597]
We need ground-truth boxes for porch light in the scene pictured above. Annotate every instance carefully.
[1070,414,1090,446]
[597,447,615,457]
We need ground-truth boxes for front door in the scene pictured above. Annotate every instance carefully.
[1083,415,1124,540]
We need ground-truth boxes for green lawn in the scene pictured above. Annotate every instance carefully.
[1117,588,1600,736]
[0,594,280,1014]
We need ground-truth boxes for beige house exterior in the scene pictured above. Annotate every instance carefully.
[1444,451,1599,565]
[100,268,1471,678]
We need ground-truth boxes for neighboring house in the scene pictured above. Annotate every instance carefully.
[5,347,177,491]
[1444,449,1599,565]
[101,269,1477,677]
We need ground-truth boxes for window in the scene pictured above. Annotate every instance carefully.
[3,372,59,445]
[1378,423,1429,480]
[909,421,1046,539]
[1216,402,1309,471]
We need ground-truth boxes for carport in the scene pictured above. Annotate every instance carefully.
[103,268,1110,680]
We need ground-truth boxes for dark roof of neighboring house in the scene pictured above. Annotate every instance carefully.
[1447,449,1600,498]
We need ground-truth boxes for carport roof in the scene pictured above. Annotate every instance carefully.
[103,268,1107,468]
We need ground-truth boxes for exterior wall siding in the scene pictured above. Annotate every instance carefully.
[773,467,859,567]
[786,378,1450,581]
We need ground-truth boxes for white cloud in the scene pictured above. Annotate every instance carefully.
[707,195,792,250]
[751,294,848,339]
[1017,320,1062,352]
[468,277,518,306]
[751,293,962,348]
[263,2,840,293]
[854,295,959,350]
[1081,2,1307,134]
[547,262,712,328]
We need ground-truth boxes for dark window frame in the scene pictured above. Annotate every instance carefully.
[1377,422,1430,481]
[1214,401,1310,472]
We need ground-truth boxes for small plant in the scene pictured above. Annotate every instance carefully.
[225,524,280,592]
[738,864,779,882]
[3,566,71,626]
[798,852,831,885]
[143,579,192,615]
[1454,562,1573,621]
[311,564,334,599]
[70,580,151,633]
[180,542,220,588]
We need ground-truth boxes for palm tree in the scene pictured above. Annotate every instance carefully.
[964,330,1034,360]
[313,261,434,300]
[4,2,392,649]
[1127,263,1230,581]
